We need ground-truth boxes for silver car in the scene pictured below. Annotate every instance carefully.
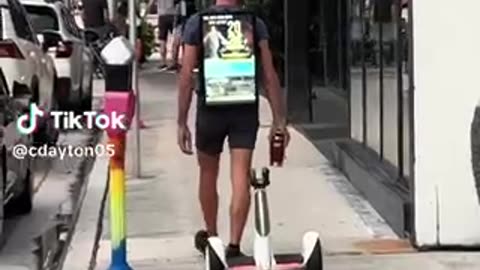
[0,67,34,232]
[22,0,95,112]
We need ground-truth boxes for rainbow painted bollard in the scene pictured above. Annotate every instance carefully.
[101,36,136,270]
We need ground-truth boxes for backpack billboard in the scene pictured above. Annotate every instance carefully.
[199,11,258,106]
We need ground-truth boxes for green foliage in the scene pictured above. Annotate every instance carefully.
[139,20,155,57]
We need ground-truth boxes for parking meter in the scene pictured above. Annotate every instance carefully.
[101,36,136,137]
[101,36,135,270]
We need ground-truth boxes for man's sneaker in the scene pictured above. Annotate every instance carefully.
[158,64,168,71]
[166,64,180,72]
[194,230,209,255]
[225,244,245,258]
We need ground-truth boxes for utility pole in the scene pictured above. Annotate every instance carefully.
[129,0,142,178]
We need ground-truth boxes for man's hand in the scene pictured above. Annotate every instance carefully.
[177,124,193,155]
[269,123,291,148]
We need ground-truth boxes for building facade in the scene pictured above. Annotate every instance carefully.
[285,0,480,248]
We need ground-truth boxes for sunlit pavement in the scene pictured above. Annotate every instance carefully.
[62,64,480,270]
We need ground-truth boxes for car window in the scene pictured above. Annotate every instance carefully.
[7,0,37,44]
[60,7,80,38]
[24,5,59,34]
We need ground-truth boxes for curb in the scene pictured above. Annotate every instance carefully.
[61,134,110,270]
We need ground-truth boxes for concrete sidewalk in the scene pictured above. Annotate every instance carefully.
[71,69,480,270]
[91,71,401,269]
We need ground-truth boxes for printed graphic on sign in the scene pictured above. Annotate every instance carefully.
[201,13,256,105]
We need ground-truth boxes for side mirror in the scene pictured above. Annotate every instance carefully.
[41,29,63,51]
[84,29,100,43]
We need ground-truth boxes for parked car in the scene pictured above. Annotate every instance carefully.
[0,68,34,224]
[22,0,94,111]
[0,0,58,144]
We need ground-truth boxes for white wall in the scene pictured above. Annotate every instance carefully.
[413,0,480,246]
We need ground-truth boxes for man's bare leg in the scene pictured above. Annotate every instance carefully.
[169,35,181,68]
[159,39,168,66]
[197,150,221,236]
[229,148,253,247]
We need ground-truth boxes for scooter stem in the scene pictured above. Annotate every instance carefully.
[254,188,270,236]
[251,168,276,269]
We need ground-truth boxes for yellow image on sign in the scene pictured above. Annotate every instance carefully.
[219,20,252,59]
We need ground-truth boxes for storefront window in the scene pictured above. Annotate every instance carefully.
[349,0,364,143]
[401,1,412,179]
[381,1,399,168]
[364,0,381,154]
[348,0,414,182]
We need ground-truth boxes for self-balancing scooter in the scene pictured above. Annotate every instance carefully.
[205,167,323,270]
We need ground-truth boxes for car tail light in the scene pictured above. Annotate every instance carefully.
[56,41,73,58]
[0,40,25,59]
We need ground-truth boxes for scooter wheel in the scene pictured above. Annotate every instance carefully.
[206,244,227,270]
[305,239,323,270]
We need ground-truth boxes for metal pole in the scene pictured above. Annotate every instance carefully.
[108,133,132,270]
[128,0,141,177]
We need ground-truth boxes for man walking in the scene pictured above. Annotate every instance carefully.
[168,0,197,71]
[176,0,290,258]
[82,0,110,35]
[157,0,176,69]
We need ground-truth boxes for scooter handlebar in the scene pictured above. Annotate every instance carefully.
[250,167,270,189]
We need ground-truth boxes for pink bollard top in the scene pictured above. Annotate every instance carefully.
[103,91,136,136]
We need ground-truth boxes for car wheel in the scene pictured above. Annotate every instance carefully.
[6,158,33,216]
[31,84,46,146]
[80,76,93,112]
[33,82,59,146]
[33,112,58,146]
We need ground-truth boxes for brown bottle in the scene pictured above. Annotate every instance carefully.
[270,131,285,167]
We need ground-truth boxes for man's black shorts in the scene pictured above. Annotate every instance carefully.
[158,14,174,41]
[195,106,259,155]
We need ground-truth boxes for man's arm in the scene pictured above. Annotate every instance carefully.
[259,40,286,126]
[177,15,200,125]
[177,44,197,126]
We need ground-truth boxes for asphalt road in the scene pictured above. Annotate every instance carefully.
[0,79,105,269]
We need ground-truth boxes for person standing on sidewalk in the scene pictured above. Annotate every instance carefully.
[157,0,176,69]
[167,0,197,71]
[176,0,290,258]
[82,0,110,36]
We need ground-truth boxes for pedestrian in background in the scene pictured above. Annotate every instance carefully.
[82,0,110,36]
[112,0,128,36]
[157,0,176,69]
[167,0,197,71]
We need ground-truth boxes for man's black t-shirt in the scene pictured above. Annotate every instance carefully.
[83,0,108,28]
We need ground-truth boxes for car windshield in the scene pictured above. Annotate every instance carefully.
[24,5,58,33]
